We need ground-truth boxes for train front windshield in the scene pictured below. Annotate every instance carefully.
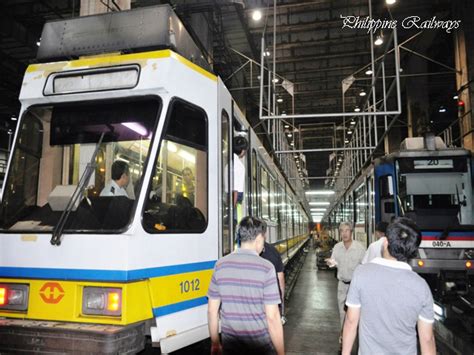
[0,98,161,232]
[396,157,473,229]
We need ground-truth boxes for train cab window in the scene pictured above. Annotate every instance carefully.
[379,174,395,222]
[143,99,208,233]
[0,98,160,232]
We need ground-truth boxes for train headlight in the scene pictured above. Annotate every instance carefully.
[0,283,29,311]
[466,261,472,269]
[417,260,424,267]
[82,287,122,316]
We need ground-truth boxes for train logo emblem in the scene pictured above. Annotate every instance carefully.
[39,282,65,304]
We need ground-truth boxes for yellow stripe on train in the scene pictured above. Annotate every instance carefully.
[0,269,213,325]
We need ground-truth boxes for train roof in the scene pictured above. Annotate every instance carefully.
[377,148,471,164]
[36,4,211,72]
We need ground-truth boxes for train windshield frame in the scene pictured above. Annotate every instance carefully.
[395,156,473,229]
[0,97,162,233]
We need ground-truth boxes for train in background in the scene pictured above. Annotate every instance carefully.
[326,134,473,295]
[0,5,309,354]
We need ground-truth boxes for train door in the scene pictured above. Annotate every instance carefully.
[218,79,232,256]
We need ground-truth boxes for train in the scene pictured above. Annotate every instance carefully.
[326,134,473,295]
[0,5,310,354]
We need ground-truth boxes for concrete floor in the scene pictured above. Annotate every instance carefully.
[284,251,341,355]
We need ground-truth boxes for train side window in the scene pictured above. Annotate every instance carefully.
[251,149,258,217]
[143,99,208,233]
[380,175,394,197]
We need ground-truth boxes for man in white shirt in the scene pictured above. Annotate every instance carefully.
[232,136,248,224]
[326,222,366,329]
[100,160,130,197]
[361,221,388,264]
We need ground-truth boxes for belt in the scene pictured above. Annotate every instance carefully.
[341,280,351,285]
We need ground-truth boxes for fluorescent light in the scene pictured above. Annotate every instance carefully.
[375,35,384,46]
[310,208,327,211]
[309,202,330,206]
[167,141,177,152]
[359,90,366,97]
[354,107,360,112]
[386,0,396,4]
[277,98,283,103]
[439,107,447,113]
[365,69,373,75]
[453,95,459,100]
[306,190,334,195]
[252,10,262,21]
[284,125,290,128]
[178,150,196,163]
[287,133,292,137]
[11,116,17,121]
[121,122,148,136]
[273,78,280,83]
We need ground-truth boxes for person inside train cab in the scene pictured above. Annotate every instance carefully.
[207,216,284,355]
[100,160,130,197]
[361,221,388,264]
[178,167,195,205]
[342,218,436,355]
[232,136,248,224]
[325,222,365,332]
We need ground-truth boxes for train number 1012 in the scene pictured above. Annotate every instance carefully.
[180,279,200,293]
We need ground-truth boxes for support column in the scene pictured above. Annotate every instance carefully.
[454,0,474,151]
[80,0,130,16]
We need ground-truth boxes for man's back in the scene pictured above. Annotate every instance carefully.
[346,258,434,354]
[207,248,280,350]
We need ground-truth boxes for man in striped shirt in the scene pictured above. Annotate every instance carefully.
[207,216,284,355]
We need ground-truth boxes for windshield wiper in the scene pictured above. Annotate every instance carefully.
[50,132,105,246]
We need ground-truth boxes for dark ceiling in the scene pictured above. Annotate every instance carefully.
[0,0,460,192]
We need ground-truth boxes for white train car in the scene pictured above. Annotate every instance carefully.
[0,5,309,353]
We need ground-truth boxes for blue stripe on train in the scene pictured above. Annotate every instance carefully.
[422,231,474,237]
[0,260,217,282]
[152,296,208,317]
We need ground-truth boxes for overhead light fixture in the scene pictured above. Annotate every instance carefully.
[439,107,447,113]
[272,78,279,83]
[252,9,262,21]
[309,202,330,206]
[345,139,349,144]
[277,98,283,103]
[359,90,366,97]
[350,119,356,125]
[11,116,17,121]
[453,95,459,100]
[386,0,396,4]
[287,133,292,137]
[290,142,294,146]
[305,190,334,195]
[310,208,327,212]
[36,38,41,47]
[264,50,271,57]
[354,107,361,112]
[285,124,290,128]
[374,34,384,46]
[365,69,373,75]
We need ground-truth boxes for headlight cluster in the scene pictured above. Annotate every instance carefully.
[0,283,29,311]
[82,287,122,316]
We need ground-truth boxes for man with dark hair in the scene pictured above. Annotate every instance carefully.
[208,216,284,355]
[361,221,389,264]
[342,217,436,355]
[232,136,248,223]
[100,160,130,197]
[260,242,286,324]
